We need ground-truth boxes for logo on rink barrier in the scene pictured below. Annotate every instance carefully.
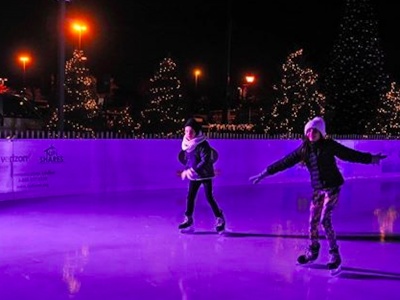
[39,145,64,164]
[0,154,31,163]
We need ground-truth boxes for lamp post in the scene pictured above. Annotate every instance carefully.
[244,75,255,123]
[19,55,30,88]
[72,23,87,50]
[57,0,73,133]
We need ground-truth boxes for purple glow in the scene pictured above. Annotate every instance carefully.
[0,179,398,299]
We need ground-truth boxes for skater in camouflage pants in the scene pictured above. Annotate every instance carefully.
[249,117,387,271]
[309,187,340,250]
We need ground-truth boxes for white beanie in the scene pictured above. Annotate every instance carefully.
[304,117,326,137]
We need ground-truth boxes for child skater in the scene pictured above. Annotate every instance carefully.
[249,116,386,272]
[179,118,226,233]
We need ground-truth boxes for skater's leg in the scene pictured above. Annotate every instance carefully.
[202,180,225,232]
[179,180,201,230]
[185,180,201,217]
[321,187,340,250]
[321,187,342,270]
[309,189,325,245]
[297,190,324,264]
[202,180,223,217]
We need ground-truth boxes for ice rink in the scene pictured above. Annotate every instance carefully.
[0,178,399,299]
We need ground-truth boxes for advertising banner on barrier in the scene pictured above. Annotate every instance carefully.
[1,139,399,201]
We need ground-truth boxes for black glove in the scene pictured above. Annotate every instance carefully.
[371,153,387,165]
[249,170,268,184]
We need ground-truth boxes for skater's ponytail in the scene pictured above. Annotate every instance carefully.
[300,139,310,165]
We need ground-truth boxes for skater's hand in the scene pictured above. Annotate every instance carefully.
[249,171,268,184]
[181,169,188,180]
[371,153,387,165]
[181,168,196,180]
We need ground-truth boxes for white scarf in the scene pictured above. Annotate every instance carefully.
[181,131,206,153]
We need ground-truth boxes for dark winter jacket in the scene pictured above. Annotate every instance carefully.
[184,140,215,180]
[265,138,373,189]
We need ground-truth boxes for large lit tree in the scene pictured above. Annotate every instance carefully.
[139,56,187,136]
[373,82,400,135]
[322,0,389,134]
[48,49,101,135]
[263,49,325,135]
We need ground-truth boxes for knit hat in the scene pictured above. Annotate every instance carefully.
[184,118,201,135]
[304,117,326,137]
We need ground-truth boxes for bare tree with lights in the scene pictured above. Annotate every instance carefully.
[47,49,101,135]
[263,49,325,135]
[139,56,187,137]
[322,0,390,134]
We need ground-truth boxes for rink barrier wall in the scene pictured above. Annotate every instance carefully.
[0,138,399,201]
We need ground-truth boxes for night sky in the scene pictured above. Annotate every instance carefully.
[1,0,399,96]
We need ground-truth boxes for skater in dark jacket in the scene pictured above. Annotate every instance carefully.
[249,116,387,271]
[179,118,225,233]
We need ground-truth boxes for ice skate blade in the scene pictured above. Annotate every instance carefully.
[296,262,331,271]
[179,226,195,234]
[216,225,227,233]
[216,228,228,235]
[296,262,313,267]
[329,265,342,276]
[296,260,316,266]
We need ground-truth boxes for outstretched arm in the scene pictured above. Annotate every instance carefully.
[332,140,387,165]
[249,146,303,184]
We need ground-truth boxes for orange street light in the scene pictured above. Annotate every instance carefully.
[244,74,256,123]
[245,75,255,84]
[241,74,256,100]
[72,23,88,49]
[19,55,31,87]
[194,68,202,89]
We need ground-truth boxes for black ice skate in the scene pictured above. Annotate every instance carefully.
[178,216,194,232]
[215,215,226,234]
[297,243,320,265]
[327,247,342,275]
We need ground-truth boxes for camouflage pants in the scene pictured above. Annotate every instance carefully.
[309,187,340,249]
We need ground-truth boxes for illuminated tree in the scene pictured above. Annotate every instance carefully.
[139,56,187,136]
[322,0,389,134]
[263,49,325,134]
[374,82,400,135]
[47,49,101,135]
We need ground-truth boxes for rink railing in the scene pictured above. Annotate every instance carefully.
[0,129,399,140]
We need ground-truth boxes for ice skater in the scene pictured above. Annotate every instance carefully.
[178,118,226,233]
[249,116,387,273]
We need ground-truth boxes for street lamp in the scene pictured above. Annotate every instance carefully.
[194,68,202,89]
[244,75,255,123]
[245,75,255,84]
[72,23,87,50]
[18,55,30,88]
